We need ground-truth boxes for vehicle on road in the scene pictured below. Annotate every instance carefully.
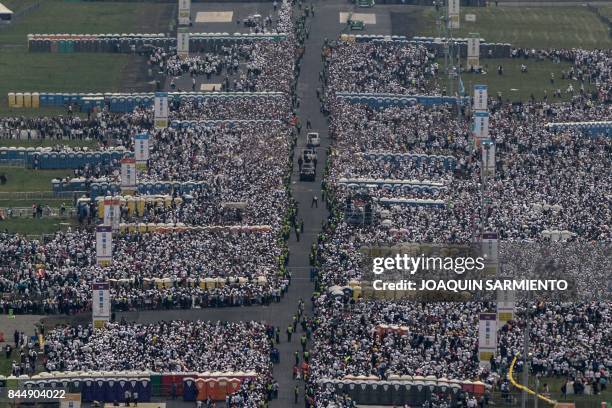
[307,132,320,147]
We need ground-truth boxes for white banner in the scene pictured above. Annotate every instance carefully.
[177,27,190,58]
[120,158,137,188]
[481,231,498,264]
[178,0,191,26]
[103,198,120,232]
[467,37,480,70]
[479,313,497,368]
[497,289,516,324]
[96,226,112,266]
[448,0,460,29]
[473,111,489,139]
[481,139,495,176]
[92,282,111,329]
[473,84,487,111]
[154,92,168,129]
[134,133,150,163]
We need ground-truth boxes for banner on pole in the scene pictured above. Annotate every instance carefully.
[103,198,120,232]
[497,289,516,324]
[178,0,191,26]
[479,313,497,368]
[154,92,168,129]
[481,139,495,177]
[473,84,487,111]
[473,111,489,139]
[95,226,112,266]
[448,0,460,29]
[467,36,480,70]
[92,282,111,329]
[134,133,150,164]
[177,27,190,58]
[120,158,137,189]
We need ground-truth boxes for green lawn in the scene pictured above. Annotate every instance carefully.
[0,138,97,148]
[0,167,72,192]
[0,217,76,235]
[512,376,612,408]
[453,58,596,102]
[597,5,612,21]
[0,0,171,113]
[0,0,171,46]
[419,6,612,49]
[0,354,11,376]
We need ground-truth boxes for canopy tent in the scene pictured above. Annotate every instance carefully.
[0,3,13,23]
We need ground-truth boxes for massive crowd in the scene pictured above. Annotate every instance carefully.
[1,5,611,408]
[43,320,275,406]
[303,39,612,406]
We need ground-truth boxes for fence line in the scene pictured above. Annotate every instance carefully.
[0,191,81,200]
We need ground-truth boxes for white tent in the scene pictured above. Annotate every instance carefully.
[0,3,13,23]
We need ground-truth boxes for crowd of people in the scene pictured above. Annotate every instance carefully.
[0,1,299,313]
[43,320,275,406]
[302,38,612,406]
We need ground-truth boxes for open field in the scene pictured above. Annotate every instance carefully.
[0,217,76,235]
[418,6,612,49]
[449,58,596,102]
[0,0,172,113]
[0,167,72,192]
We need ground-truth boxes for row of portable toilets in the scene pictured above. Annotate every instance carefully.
[319,377,489,406]
[0,372,257,403]
[8,91,285,112]
[362,153,457,170]
[0,147,130,169]
[28,33,171,53]
[545,121,612,137]
[52,178,209,197]
[340,183,447,195]
[336,92,469,107]
[339,33,512,59]
[27,33,287,54]
[91,195,184,218]
[170,119,283,129]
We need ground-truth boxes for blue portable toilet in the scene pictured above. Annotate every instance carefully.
[58,152,67,168]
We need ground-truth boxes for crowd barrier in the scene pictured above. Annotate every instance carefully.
[377,198,446,208]
[336,92,469,107]
[28,32,287,54]
[318,376,489,406]
[545,121,612,137]
[0,371,258,403]
[8,91,286,112]
[339,34,512,59]
[0,147,129,169]
[362,152,457,170]
[115,223,272,234]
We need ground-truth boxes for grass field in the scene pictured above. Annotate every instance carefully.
[451,58,596,102]
[418,6,612,49]
[506,376,612,408]
[0,217,76,235]
[0,0,172,113]
[0,167,72,191]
